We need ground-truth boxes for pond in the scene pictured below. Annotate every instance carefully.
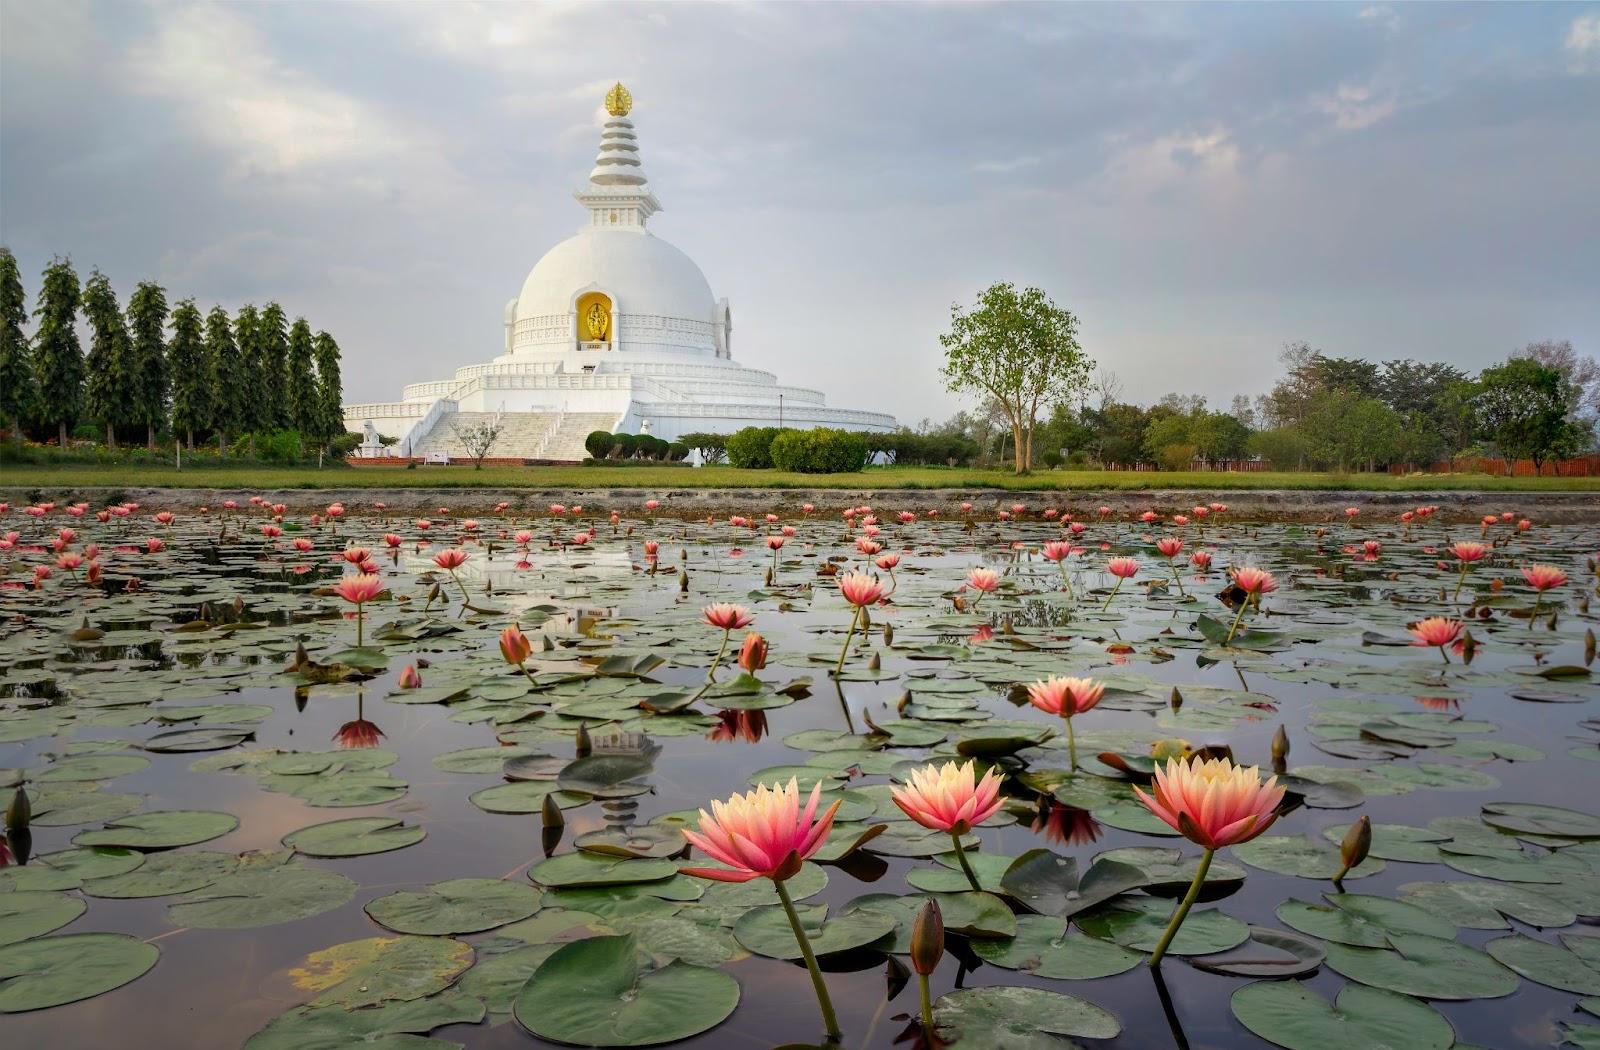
[1,497,1596,1049]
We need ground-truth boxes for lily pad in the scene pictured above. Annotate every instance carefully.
[513,934,739,1047]
[1231,980,1454,1050]
[73,810,239,851]
[1484,934,1600,994]
[529,852,678,889]
[1077,895,1249,956]
[365,878,541,935]
[1233,835,1386,880]
[1481,802,1600,840]
[971,915,1144,978]
[1277,893,1455,947]
[167,865,356,929]
[282,816,426,858]
[1323,933,1520,1000]
[933,985,1121,1048]
[0,933,159,1013]
[82,850,239,899]
[288,934,474,1009]
[244,991,485,1049]
[0,891,86,946]
[734,902,896,958]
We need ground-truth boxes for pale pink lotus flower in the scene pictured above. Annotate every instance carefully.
[397,665,423,689]
[892,760,1004,835]
[1191,550,1212,570]
[839,572,885,607]
[1344,507,1360,518]
[1026,675,1105,769]
[966,567,1000,607]
[335,573,383,646]
[1409,616,1464,662]
[1521,564,1567,591]
[341,547,370,564]
[738,631,768,673]
[875,553,900,571]
[1232,566,1277,595]
[433,549,469,570]
[702,603,755,631]
[145,538,164,554]
[292,538,314,553]
[1173,515,1190,527]
[645,499,660,511]
[1452,541,1489,563]
[680,778,840,884]
[1133,756,1287,967]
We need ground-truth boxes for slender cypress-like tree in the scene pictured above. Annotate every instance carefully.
[205,306,242,455]
[167,299,212,450]
[312,330,346,453]
[31,257,83,448]
[286,318,319,434]
[81,269,131,449]
[126,281,170,449]
[258,302,290,430]
[233,304,264,446]
[0,248,32,448]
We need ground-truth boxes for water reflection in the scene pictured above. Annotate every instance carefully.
[1031,802,1103,847]
[707,709,768,744]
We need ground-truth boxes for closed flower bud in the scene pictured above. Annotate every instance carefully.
[575,722,592,758]
[910,897,944,976]
[1339,815,1371,872]
[738,632,768,673]
[6,786,29,831]
[541,792,565,828]
[1271,725,1290,764]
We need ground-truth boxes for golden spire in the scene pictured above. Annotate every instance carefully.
[604,81,633,117]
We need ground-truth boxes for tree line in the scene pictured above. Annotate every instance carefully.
[925,339,1598,474]
[932,283,1597,474]
[0,248,346,455]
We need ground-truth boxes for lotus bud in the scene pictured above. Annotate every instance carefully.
[883,623,894,647]
[541,792,565,829]
[575,722,592,758]
[1271,725,1290,764]
[859,606,871,630]
[6,786,29,831]
[1460,630,1477,660]
[738,632,768,673]
[1169,687,1183,712]
[868,651,881,672]
[679,569,689,593]
[1585,628,1595,665]
[910,897,944,976]
[1335,815,1371,885]
[897,690,911,713]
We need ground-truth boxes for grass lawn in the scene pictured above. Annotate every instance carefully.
[2,463,1596,492]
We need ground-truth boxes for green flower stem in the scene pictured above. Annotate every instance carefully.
[1529,595,1540,630]
[355,606,364,648]
[447,569,471,606]
[1453,564,1469,603]
[1147,847,1214,967]
[1223,600,1249,645]
[1063,715,1078,771]
[1169,560,1186,598]
[1100,577,1123,613]
[707,629,730,682]
[1057,562,1074,598]
[951,829,982,892]
[918,972,933,1035]
[833,606,861,677]
[776,878,841,1040]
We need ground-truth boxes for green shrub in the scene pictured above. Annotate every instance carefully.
[680,431,729,464]
[667,441,689,462]
[769,427,870,473]
[612,433,639,460]
[585,430,615,459]
[1040,450,1063,469]
[726,426,786,469]
[251,429,304,464]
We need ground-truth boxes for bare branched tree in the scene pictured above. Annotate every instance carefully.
[450,419,503,470]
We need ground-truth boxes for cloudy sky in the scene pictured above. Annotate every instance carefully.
[2,2,1597,424]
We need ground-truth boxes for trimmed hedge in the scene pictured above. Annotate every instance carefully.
[769,427,871,473]
[585,431,615,459]
[726,426,786,469]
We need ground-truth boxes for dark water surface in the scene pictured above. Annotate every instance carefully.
[2,502,1596,1049]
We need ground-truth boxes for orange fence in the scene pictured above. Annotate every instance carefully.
[1389,455,1600,478]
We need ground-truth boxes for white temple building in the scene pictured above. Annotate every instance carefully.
[343,82,895,461]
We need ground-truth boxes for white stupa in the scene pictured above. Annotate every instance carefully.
[344,82,896,461]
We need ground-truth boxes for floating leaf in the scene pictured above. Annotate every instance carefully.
[168,866,355,929]
[513,934,739,1047]
[933,985,1121,1048]
[1233,835,1386,880]
[1276,893,1455,947]
[365,878,541,935]
[1323,933,1519,1000]
[529,852,678,889]
[244,990,485,1049]
[1189,926,1326,978]
[73,810,239,851]
[1484,934,1600,994]
[289,935,473,1009]
[1077,896,1248,955]
[971,915,1143,978]
[0,933,159,1013]
[1231,980,1454,1050]
[282,816,426,858]
[734,902,896,958]
[0,891,85,946]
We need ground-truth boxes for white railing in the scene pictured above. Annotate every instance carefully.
[400,397,458,457]
[342,401,427,419]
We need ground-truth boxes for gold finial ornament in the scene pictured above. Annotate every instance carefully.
[605,82,632,117]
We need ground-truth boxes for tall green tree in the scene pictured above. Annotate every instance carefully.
[939,282,1092,473]
[232,305,264,439]
[31,257,83,448]
[81,269,131,448]
[0,248,32,447]
[205,306,243,455]
[126,281,169,449]
[286,318,319,434]
[167,299,212,450]
[1474,358,1588,470]
[311,330,345,451]
[257,302,290,430]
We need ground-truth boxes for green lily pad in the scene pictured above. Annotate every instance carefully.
[1276,894,1455,947]
[1398,880,1576,930]
[1484,934,1600,994]
[365,878,541,935]
[972,915,1144,978]
[35,754,151,782]
[0,933,159,1013]
[289,934,473,1009]
[1233,835,1386,880]
[0,847,145,892]
[513,934,739,1046]
[0,891,86,946]
[1324,933,1520,1000]
[1481,802,1600,840]
[1319,823,1447,864]
[72,810,239,851]
[244,990,485,1049]
[282,816,426,858]
[81,850,239,898]
[1078,895,1248,955]
[734,902,896,958]
[1189,926,1327,978]
[933,986,1120,1048]
[1231,980,1455,1050]
[1000,849,1148,918]
[529,852,678,889]
[167,865,356,929]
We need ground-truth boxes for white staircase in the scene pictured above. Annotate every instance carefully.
[407,410,617,462]
[541,413,621,461]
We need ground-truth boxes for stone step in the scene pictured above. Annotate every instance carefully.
[410,411,617,461]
